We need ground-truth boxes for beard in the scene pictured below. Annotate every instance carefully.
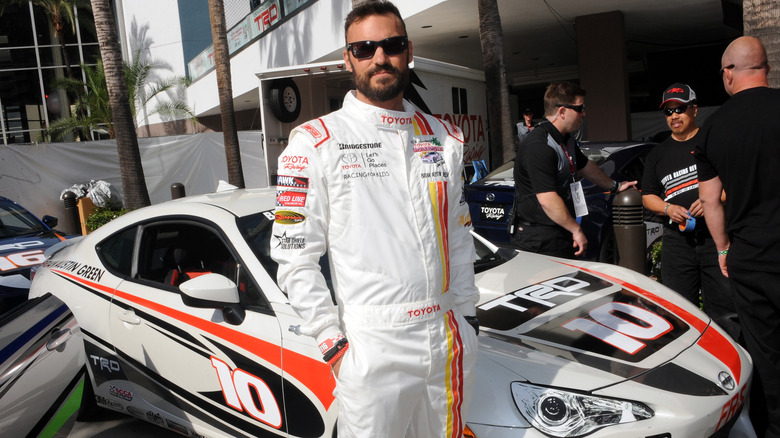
[351,60,410,103]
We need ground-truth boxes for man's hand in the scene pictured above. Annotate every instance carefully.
[688,199,704,217]
[718,252,729,278]
[572,227,588,256]
[617,180,638,192]
[666,203,691,225]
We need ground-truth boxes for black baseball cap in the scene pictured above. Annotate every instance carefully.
[659,83,697,108]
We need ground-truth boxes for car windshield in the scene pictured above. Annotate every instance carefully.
[0,200,47,238]
[580,146,612,165]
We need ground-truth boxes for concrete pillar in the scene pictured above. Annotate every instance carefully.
[575,11,631,141]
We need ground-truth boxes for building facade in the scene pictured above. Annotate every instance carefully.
[0,2,99,145]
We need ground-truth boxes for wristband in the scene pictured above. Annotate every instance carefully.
[323,338,349,364]
[664,203,671,215]
[717,249,729,256]
[326,343,349,366]
[610,180,619,194]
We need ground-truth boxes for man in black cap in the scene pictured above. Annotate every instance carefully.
[641,82,739,340]
[517,107,535,144]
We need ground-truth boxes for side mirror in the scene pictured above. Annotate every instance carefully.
[179,273,245,325]
[41,215,58,229]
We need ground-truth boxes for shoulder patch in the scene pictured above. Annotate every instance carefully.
[294,118,331,148]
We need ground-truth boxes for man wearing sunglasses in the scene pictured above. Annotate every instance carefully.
[640,83,739,342]
[271,1,479,437]
[511,81,636,259]
[695,36,780,438]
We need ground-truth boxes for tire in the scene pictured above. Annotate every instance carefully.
[269,78,301,123]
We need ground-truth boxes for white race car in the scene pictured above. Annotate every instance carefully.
[28,188,754,438]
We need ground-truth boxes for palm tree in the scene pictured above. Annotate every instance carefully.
[477,0,513,168]
[46,56,195,140]
[90,0,150,209]
[743,0,780,88]
[208,0,245,188]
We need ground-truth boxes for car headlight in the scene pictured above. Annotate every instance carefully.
[511,382,653,437]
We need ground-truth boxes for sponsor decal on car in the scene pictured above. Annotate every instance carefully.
[716,384,748,431]
[147,411,165,425]
[89,354,121,373]
[277,175,309,189]
[480,205,505,221]
[0,249,45,272]
[95,395,123,410]
[42,259,105,282]
[166,419,189,435]
[211,357,283,429]
[479,271,690,362]
[109,385,134,401]
[126,405,144,418]
[274,211,305,225]
[276,190,307,207]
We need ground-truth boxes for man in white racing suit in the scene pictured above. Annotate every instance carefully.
[270,1,479,437]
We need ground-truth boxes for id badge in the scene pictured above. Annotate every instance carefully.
[570,181,588,217]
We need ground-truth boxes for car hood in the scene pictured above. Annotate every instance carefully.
[474,252,742,392]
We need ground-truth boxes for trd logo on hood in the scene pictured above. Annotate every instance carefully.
[478,272,609,330]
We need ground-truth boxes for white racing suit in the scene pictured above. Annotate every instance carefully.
[271,91,479,437]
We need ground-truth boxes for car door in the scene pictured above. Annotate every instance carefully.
[0,293,85,437]
[106,218,286,437]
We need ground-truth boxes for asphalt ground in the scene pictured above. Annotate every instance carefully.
[70,409,179,437]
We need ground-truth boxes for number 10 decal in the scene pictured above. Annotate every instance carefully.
[563,302,672,354]
[211,357,283,428]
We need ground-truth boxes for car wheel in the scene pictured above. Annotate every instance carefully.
[269,78,301,123]
[77,374,99,420]
[598,228,619,264]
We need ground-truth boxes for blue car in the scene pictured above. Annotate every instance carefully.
[465,141,662,262]
[0,196,71,309]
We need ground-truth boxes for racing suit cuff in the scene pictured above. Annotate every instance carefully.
[456,302,477,318]
[314,326,345,354]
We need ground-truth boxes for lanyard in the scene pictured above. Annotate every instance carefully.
[559,142,575,175]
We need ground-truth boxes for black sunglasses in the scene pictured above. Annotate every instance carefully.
[720,64,735,76]
[662,105,690,116]
[347,36,408,60]
[557,103,585,113]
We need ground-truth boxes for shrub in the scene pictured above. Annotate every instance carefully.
[86,207,129,232]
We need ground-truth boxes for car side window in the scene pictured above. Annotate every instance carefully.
[97,226,138,276]
[133,221,268,310]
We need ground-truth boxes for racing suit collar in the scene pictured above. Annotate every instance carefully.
[345,91,416,129]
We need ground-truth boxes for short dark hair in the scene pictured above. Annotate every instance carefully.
[544,81,586,117]
[344,0,407,44]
